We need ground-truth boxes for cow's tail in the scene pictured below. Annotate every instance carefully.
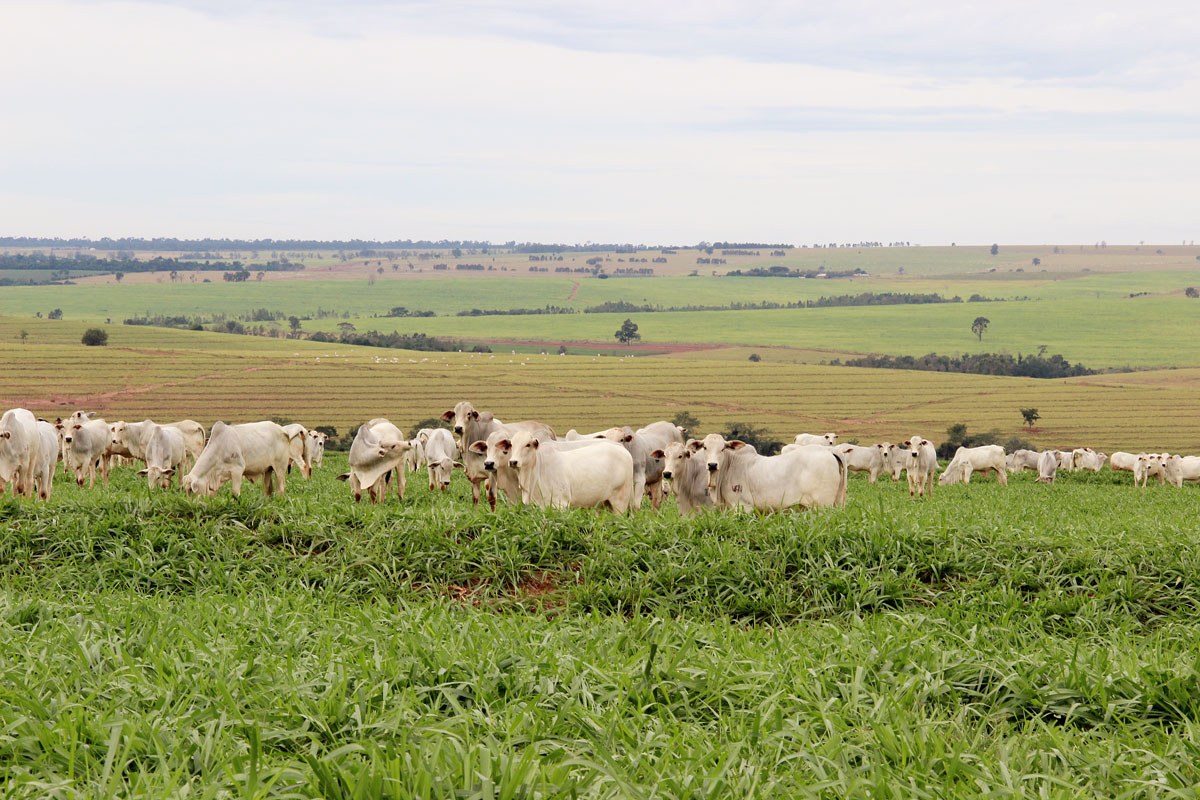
[832,452,848,508]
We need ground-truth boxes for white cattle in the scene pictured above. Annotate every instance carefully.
[938,445,1008,486]
[695,434,846,511]
[0,408,43,498]
[507,430,635,513]
[421,427,459,492]
[308,430,327,466]
[182,421,291,497]
[906,436,937,497]
[1108,452,1138,474]
[1072,448,1108,472]
[832,443,888,483]
[281,423,314,478]
[462,420,556,509]
[879,442,906,481]
[63,414,112,488]
[337,418,411,503]
[1036,449,1058,484]
[1054,450,1075,470]
[136,425,186,490]
[586,423,675,510]
[1134,453,1167,488]
[653,440,713,516]
[111,419,206,467]
[794,432,838,447]
[1169,455,1200,486]
[1006,449,1041,473]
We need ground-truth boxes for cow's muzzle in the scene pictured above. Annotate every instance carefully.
[707,463,718,472]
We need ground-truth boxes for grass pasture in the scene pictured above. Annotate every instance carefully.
[3,461,1200,796]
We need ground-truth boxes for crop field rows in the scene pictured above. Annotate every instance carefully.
[5,323,1200,451]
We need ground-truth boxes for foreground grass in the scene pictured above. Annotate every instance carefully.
[2,465,1200,796]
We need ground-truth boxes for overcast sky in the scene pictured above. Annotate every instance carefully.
[2,0,1197,244]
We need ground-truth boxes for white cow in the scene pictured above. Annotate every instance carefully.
[507,430,635,513]
[1036,449,1058,484]
[794,432,838,447]
[938,445,1008,486]
[654,440,713,516]
[1054,450,1075,471]
[182,421,291,497]
[1108,452,1138,474]
[1006,449,1041,473]
[0,408,43,498]
[462,420,556,510]
[695,434,846,511]
[589,422,684,510]
[281,423,315,478]
[1169,455,1200,486]
[337,418,411,503]
[63,414,112,488]
[31,420,58,500]
[906,436,937,497]
[1134,453,1167,488]
[1072,448,1108,472]
[422,427,459,492]
[832,443,888,483]
[111,419,206,467]
[136,425,186,490]
[308,430,327,466]
[879,442,906,481]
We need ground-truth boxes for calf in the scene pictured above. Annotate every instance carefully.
[906,436,937,497]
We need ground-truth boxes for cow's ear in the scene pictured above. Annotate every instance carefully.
[439,410,455,422]
[686,439,703,452]
[621,433,634,443]
[468,441,488,454]
[530,438,540,449]
[497,438,511,450]
[921,439,930,447]
[649,449,665,459]
[676,426,687,436]
[336,473,351,481]
[726,440,748,450]
[136,469,148,476]
[453,461,464,469]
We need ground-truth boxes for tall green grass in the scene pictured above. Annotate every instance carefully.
[2,463,1200,796]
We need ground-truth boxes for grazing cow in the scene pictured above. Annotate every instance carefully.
[1037,449,1058,484]
[111,419,206,467]
[832,443,888,483]
[421,427,458,491]
[506,430,634,512]
[653,440,713,516]
[1054,450,1075,471]
[337,418,411,503]
[0,408,43,498]
[794,432,838,447]
[182,421,291,497]
[906,436,937,497]
[63,414,112,488]
[1108,452,1138,474]
[1072,448,1108,472]
[695,434,846,511]
[938,445,1008,486]
[1006,449,1041,473]
[281,423,315,478]
[136,425,186,490]
[31,420,58,500]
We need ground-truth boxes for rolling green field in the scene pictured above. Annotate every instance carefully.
[3,461,1200,796]
[5,243,1200,796]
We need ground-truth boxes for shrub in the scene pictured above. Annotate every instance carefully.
[81,328,108,346]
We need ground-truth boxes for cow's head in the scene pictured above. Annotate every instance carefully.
[656,441,689,481]
[509,433,541,472]
[485,438,512,472]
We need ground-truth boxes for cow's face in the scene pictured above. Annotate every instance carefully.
[658,442,689,481]
[427,458,455,489]
[110,421,127,447]
[509,434,540,472]
[484,438,511,472]
[823,433,838,446]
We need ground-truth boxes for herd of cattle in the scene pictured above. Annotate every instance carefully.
[0,402,1195,513]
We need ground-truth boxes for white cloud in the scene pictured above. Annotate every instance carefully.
[0,0,1197,243]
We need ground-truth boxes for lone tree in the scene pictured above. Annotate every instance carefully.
[81,328,108,347]
[971,316,990,341]
[615,318,641,344]
[1020,407,1040,429]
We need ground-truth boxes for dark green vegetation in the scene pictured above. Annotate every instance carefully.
[837,351,1094,378]
[3,463,1200,796]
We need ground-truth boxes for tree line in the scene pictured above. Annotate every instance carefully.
[833,351,1096,378]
